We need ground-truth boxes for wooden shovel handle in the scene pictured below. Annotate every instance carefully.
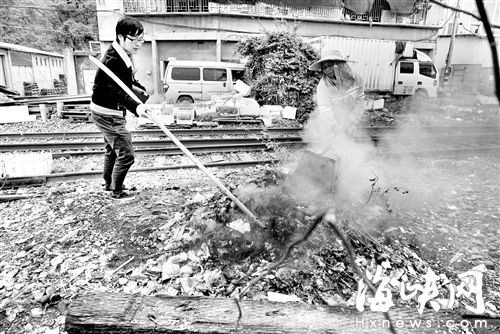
[89,56,264,228]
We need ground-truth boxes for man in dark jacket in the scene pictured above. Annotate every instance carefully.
[91,16,150,199]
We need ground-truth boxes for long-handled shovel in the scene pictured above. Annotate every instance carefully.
[89,56,264,228]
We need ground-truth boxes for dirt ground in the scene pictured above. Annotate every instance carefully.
[0,96,499,334]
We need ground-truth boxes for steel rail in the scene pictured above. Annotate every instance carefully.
[52,141,305,158]
[364,133,500,141]
[0,127,303,139]
[2,159,279,187]
[1,125,498,140]
[358,125,500,133]
[0,136,303,152]
[1,133,497,153]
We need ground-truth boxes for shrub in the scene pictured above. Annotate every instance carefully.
[235,29,320,122]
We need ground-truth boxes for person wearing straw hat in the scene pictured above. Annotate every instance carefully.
[309,49,364,131]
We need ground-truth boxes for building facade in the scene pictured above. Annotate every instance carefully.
[95,0,443,94]
[434,34,499,95]
[431,1,499,95]
[0,42,66,96]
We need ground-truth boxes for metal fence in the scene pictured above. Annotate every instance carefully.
[207,2,345,20]
[124,0,209,13]
[123,0,430,25]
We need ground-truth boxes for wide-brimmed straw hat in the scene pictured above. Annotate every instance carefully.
[309,49,347,71]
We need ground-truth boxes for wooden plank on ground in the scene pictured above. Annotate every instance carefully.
[0,194,41,202]
[65,292,464,334]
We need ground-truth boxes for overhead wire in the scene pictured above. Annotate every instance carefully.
[429,0,500,29]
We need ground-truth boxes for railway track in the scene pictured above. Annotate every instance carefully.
[0,129,497,158]
[0,127,302,140]
[0,137,303,153]
[1,124,497,140]
[0,125,497,147]
[0,125,498,188]
[0,159,279,188]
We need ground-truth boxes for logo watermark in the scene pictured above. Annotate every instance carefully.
[354,317,489,330]
[356,264,487,315]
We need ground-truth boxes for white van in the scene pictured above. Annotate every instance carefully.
[162,60,246,103]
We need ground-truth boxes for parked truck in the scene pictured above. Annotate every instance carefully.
[308,36,439,99]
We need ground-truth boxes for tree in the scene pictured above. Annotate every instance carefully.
[0,0,97,52]
[235,28,320,122]
[52,0,98,50]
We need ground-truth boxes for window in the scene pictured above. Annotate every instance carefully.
[203,68,227,81]
[191,42,207,51]
[399,62,414,74]
[231,69,245,83]
[171,67,200,80]
[35,57,38,66]
[11,51,32,66]
[419,62,437,78]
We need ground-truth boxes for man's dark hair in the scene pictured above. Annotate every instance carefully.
[115,16,144,42]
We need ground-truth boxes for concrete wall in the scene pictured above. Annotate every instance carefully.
[157,40,217,62]
[98,13,440,42]
[434,35,498,70]
[435,35,498,95]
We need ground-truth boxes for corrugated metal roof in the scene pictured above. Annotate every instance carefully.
[0,42,63,58]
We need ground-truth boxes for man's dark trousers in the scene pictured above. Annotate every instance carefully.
[91,112,135,192]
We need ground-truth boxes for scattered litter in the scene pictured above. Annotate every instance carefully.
[267,291,302,303]
[228,219,251,234]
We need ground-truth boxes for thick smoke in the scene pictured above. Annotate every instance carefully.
[301,107,376,205]
[293,90,478,216]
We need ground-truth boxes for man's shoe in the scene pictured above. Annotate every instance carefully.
[104,185,136,191]
[111,191,133,199]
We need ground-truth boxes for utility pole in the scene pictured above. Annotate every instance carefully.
[444,0,461,82]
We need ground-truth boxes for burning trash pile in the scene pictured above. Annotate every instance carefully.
[121,167,438,311]
[129,164,498,327]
